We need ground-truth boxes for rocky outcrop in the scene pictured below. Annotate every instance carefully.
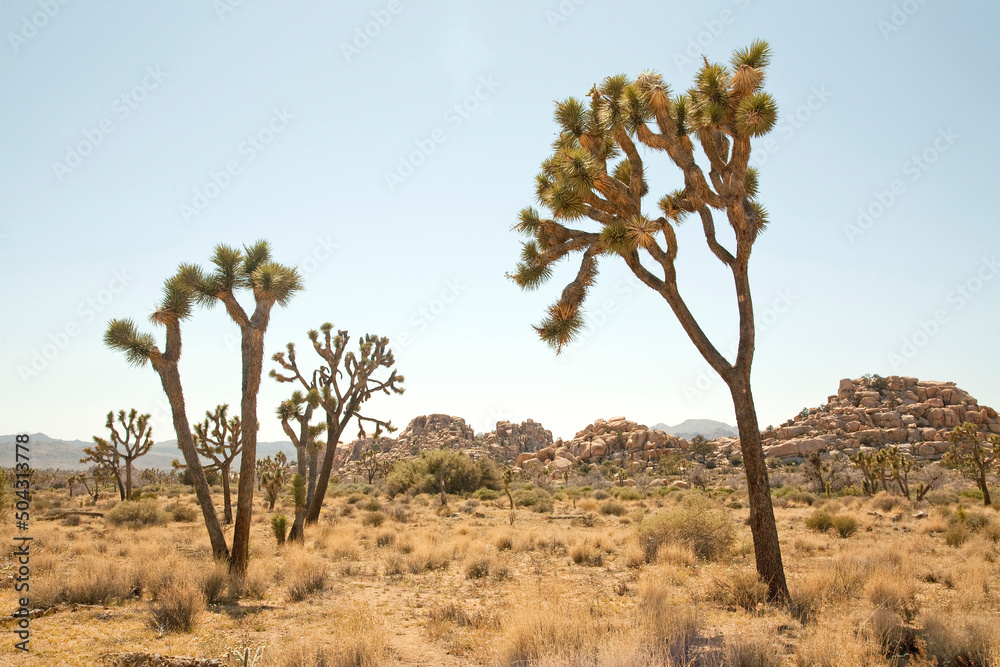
[513,416,688,477]
[484,419,552,455]
[762,376,999,461]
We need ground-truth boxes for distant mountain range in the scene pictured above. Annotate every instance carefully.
[0,433,296,471]
[653,419,738,440]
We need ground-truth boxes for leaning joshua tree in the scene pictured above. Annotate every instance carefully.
[104,277,229,562]
[276,389,327,541]
[192,404,244,524]
[178,241,302,576]
[510,40,788,599]
[271,325,403,526]
[86,409,154,500]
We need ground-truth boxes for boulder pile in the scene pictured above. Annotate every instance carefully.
[762,376,999,461]
[483,419,552,455]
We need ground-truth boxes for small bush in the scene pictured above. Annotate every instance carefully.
[868,491,909,513]
[614,486,642,501]
[360,498,382,512]
[804,509,834,532]
[593,489,611,500]
[385,449,489,496]
[148,582,205,633]
[199,564,229,605]
[710,570,769,613]
[286,553,328,602]
[635,494,734,562]
[945,523,970,548]
[167,502,197,522]
[375,530,395,547]
[831,514,860,538]
[599,500,627,516]
[569,543,603,567]
[106,499,167,528]
[361,511,386,527]
[512,487,554,513]
[474,488,499,501]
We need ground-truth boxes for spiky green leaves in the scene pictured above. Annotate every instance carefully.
[105,319,156,367]
[689,63,731,128]
[671,95,691,136]
[599,221,632,256]
[513,208,541,237]
[744,167,760,200]
[555,97,587,137]
[747,200,769,238]
[152,276,194,324]
[635,70,671,117]
[533,303,584,354]
[251,261,303,307]
[736,92,777,137]
[658,189,695,222]
[731,39,772,71]
[510,259,553,291]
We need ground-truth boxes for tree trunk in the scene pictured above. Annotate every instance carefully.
[980,469,992,506]
[729,377,789,601]
[230,325,265,576]
[125,458,133,499]
[305,405,351,523]
[157,363,230,562]
[221,462,233,524]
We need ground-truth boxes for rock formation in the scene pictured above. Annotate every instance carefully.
[483,419,552,456]
[761,376,999,461]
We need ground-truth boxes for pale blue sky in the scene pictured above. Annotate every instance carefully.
[2,0,998,444]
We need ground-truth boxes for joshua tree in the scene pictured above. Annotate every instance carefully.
[177,240,302,576]
[81,437,125,501]
[104,276,229,562]
[361,448,381,484]
[276,391,327,541]
[942,422,999,506]
[270,325,403,525]
[509,41,788,599]
[192,404,244,524]
[259,452,289,511]
[86,409,154,500]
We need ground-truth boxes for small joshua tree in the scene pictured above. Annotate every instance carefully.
[509,40,788,599]
[192,404,243,524]
[84,409,154,500]
[259,452,289,512]
[943,422,999,506]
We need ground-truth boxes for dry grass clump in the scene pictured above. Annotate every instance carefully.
[105,499,168,528]
[280,604,390,667]
[198,563,229,605]
[709,569,769,613]
[463,549,511,580]
[493,590,610,666]
[569,542,603,567]
[635,494,733,562]
[32,555,138,608]
[638,579,700,664]
[375,529,395,547]
[165,501,198,522]
[792,616,891,666]
[866,565,920,622]
[920,610,1000,666]
[804,507,860,537]
[284,548,328,602]
[230,559,271,600]
[599,500,627,516]
[721,633,784,667]
[867,491,911,513]
[148,580,205,633]
[361,510,386,527]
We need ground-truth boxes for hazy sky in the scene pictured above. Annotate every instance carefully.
[2,0,998,445]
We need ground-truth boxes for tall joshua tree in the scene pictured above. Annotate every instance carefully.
[178,241,302,576]
[510,40,788,599]
[271,324,403,525]
[193,404,243,524]
[104,277,229,561]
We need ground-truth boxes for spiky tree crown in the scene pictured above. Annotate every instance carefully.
[510,40,776,352]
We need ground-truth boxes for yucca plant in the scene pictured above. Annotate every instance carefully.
[177,240,302,576]
[510,40,788,599]
[191,404,243,524]
[83,408,154,501]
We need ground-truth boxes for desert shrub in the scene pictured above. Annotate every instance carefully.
[635,494,734,562]
[285,552,328,602]
[945,523,970,548]
[570,543,603,567]
[831,514,860,538]
[640,580,701,662]
[868,491,910,513]
[340,504,354,517]
[280,605,389,667]
[722,634,783,667]
[494,531,514,551]
[385,503,410,523]
[346,493,364,504]
[272,514,288,545]
[593,489,611,500]
[710,570,769,613]
[166,501,197,522]
[805,509,835,532]
[385,449,488,496]
[375,529,395,547]
[199,564,229,605]
[148,581,205,633]
[866,570,919,623]
[361,511,385,527]
[360,497,382,512]
[614,486,642,501]
[61,514,81,527]
[512,487,554,513]
[106,499,167,528]
[599,500,627,516]
[921,610,1000,666]
[474,487,499,501]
